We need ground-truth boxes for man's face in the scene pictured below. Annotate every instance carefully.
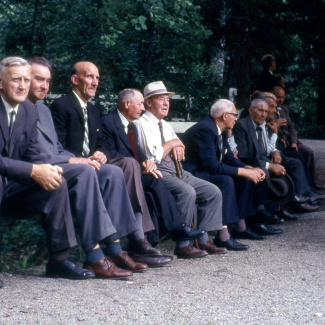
[0,65,31,107]
[71,63,99,102]
[124,91,145,121]
[266,98,277,121]
[249,103,268,126]
[145,94,170,120]
[224,104,238,130]
[273,86,285,106]
[28,63,51,103]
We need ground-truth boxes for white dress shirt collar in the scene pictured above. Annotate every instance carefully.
[117,109,129,134]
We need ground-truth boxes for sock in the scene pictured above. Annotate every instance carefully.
[49,249,70,263]
[85,247,105,264]
[131,212,145,241]
[235,219,246,232]
[197,232,209,245]
[176,240,190,249]
[218,227,230,242]
[102,241,123,258]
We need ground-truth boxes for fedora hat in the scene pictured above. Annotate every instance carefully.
[143,81,175,100]
[269,174,295,205]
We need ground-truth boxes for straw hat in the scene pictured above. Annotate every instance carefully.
[143,81,175,100]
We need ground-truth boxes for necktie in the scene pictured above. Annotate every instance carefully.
[127,123,139,161]
[8,110,16,137]
[158,121,172,168]
[218,135,223,163]
[256,126,266,155]
[82,106,90,156]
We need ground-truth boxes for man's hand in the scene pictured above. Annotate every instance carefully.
[275,118,287,127]
[268,163,286,176]
[271,151,282,164]
[171,146,185,162]
[238,167,265,184]
[290,143,298,151]
[89,151,107,164]
[267,122,278,134]
[31,164,63,191]
[68,157,101,170]
[142,160,163,178]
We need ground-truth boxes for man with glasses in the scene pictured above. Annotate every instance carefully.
[183,99,273,249]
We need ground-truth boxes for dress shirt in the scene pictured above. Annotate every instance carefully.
[228,136,237,154]
[134,110,178,164]
[1,95,18,126]
[72,90,87,110]
[117,109,129,134]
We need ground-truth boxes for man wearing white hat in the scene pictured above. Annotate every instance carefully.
[134,81,226,258]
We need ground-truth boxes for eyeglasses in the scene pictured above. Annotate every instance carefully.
[227,112,238,117]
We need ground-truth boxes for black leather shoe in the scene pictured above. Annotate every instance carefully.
[129,238,162,257]
[0,279,3,287]
[214,237,249,251]
[232,228,266,240]
[46,258,95,279]
[257,210,284,224]
[171,223,206,241]
[280,209,299,221]
[292,195,309,204]
[308,192,325,203]
[130,255,173,268]
[253,223,283,236]
[296,202,320,212]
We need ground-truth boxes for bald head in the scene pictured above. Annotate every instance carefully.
[71,61,99,103]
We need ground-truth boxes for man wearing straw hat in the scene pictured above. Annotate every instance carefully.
[134,81,228,257]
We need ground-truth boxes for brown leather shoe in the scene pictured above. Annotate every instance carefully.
[174,245,208,259]
[130,238,162,257]
[198,241,227,255]
[83,257,133,280]
[297,202,320,212]
[111,252,149,273]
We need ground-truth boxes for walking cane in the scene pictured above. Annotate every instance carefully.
[172,154,199,249]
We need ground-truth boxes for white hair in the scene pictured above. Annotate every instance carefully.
[0,56,31,79]
[210,99,234,118]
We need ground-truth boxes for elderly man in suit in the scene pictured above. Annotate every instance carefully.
[101,88,205,258]
[0,56,95,281]
[272,86,324,190]
[183,99,284,242]
[48,61,172,267]
[27,57,154,278]
[134,81,226,257]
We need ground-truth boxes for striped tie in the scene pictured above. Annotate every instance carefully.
[8,110,16,138]
[82,106,90,156]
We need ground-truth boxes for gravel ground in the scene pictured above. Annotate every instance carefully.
[1,140,325,325]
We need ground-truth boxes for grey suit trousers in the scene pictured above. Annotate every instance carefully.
[109,157,154,233]
[160,169,223,232]
[60,163,139,251]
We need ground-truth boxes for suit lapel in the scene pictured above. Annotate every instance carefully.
[69,92,85,122]
[113,110,133,154]
[246,117,262,155]
[36,103,56,145]
[0,99,9,153]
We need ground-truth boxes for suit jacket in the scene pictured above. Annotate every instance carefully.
[101,110,147,163]
[183,116,245,176]
[233,116,270,168]
[274,105,298,149]
[35,100,74,165]
[256,69,278,91]
[0,98,43,182]
[49,92,110,158]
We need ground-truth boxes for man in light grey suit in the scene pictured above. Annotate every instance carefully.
[27,57,171,276]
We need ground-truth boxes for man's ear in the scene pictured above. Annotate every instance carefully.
[71,75,78,85]
[0,79,3,90]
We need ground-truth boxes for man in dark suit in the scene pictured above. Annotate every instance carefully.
[49,62,170,266]
[256,54,279,92]
[183,99,283,244]
[272,86,324,190]
[233,98,318,212]
[101,88,206,258]
[27,57,151,277]
[0,56,94,281]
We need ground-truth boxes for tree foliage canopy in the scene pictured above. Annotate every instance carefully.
[0,0,324,137]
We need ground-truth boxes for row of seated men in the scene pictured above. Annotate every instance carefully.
[0,56,323,288]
